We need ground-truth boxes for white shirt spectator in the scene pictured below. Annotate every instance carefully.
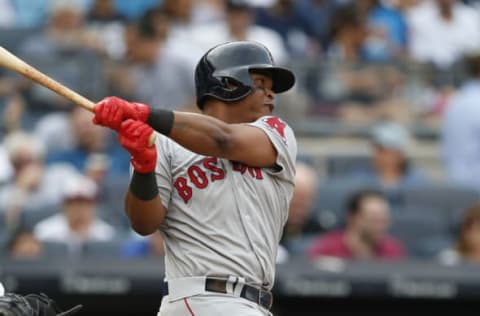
[407,1,480,67]
[190,22,288,65]
[34,112,74,153]
[33,174,115,253]
[0,0,15,27]
[0,145,13,185]
[34,213,115,248]
[407,0,480,68]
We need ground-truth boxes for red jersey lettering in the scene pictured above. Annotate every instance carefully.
[174,158,263,203]
[188,165,208,189]
[264,117,286,139]
[174,177,192,203]
[203,157,225,182]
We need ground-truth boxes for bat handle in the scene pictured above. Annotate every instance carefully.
[148,132,156,147]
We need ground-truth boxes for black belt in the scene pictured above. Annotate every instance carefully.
[164,277,273,310]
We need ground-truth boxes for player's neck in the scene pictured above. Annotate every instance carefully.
[203,102,238,124]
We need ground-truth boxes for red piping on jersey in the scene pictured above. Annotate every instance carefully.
[183,298,195,316]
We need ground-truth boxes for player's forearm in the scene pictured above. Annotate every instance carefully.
[125,171,166,235]
[125,192,166,235]
[150,110,234,157]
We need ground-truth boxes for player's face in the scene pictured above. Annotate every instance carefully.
[226,71,276,123]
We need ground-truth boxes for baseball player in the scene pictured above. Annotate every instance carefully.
[92,41,296,316]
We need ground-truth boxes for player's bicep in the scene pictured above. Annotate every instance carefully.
[226,124,277,168]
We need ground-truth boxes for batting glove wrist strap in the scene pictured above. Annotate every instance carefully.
[130,171,159,200]
[147,108,174,136]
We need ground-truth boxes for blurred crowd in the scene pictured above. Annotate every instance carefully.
[2,0,480,267]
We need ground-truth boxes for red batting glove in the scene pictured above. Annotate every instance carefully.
[119,119,157,174]
[92,96,151,130]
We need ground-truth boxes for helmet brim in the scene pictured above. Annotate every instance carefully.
[250,66,295,93]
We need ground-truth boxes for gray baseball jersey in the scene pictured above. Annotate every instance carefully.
[153,115,297,290]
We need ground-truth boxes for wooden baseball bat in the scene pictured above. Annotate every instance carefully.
[0,46,155,145]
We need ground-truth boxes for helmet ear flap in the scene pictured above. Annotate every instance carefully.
[221,77,241,91]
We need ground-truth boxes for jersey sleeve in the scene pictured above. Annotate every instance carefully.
[154,133,174,209]
[248,116,297,182]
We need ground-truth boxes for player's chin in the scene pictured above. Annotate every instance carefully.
[260,104,274,116]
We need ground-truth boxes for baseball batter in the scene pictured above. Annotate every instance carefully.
[92,41,296,316]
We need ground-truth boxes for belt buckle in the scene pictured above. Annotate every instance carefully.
[258,290,273,310]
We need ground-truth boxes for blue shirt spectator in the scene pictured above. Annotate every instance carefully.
[348,122,429,190]
[363,2,407,61]
[294,0,347,50]
[9,0,48,28]
[114,0,159,20]
[442,68,480,190]
[255,1,311,56]
[121,232,165,257]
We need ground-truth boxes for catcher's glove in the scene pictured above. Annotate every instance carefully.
[0,293,82,316]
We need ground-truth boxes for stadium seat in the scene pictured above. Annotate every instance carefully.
[43,241,69,257]
[0,231,8,254]
[99,175,131,230]
[82,240,125,258]
[325,154,371,178]
[19,207,58,230]
[390,209,452,258]
[0,28,38,54]
[0,212,6,231]
[401,185,480,217]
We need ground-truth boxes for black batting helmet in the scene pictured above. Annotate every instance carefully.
[194,41,295,109]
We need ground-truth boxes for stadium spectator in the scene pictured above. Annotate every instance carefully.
[326,4,368,62]
[439,204,480,265]
[355,0,408,61]
[0,143,13,185]
[1,0,48,28]
[191,0,288,65]
[107,10,197,110]
[40,107,129,176]
[1,94,26,134]
[281,161,322,256]
[407,0,480,68]
[163,0,194,31]
[0,0,15,27]
[18,0,105,113]
[442,53,480,190]
[308,189,406,261]
[7,229,44,259]
[0,131,78,228]
[19,0,103,56]
[348,122,428,189]
[255,0,312,57]
[88,0,126,22]
[87,0,127,60]
[114,0,158,20]
[294,0,347,52]
[33,175,115,255]
[191,0,225,24]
